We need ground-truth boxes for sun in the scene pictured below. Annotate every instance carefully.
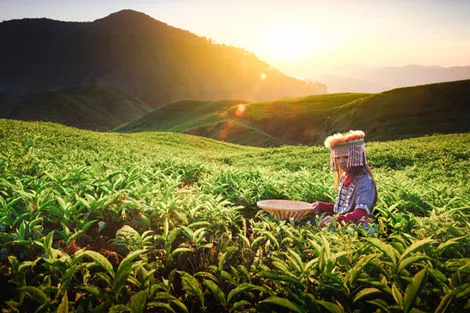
[259,21,321,64]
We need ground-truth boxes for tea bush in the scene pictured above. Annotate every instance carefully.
[0,119,469,312]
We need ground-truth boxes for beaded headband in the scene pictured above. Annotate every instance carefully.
[324,130,367,170]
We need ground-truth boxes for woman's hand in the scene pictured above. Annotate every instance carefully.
[319,215,333,227]
[311,202,321,214]
[311,201,335,215]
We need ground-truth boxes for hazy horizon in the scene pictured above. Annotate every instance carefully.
[2,0,469,80]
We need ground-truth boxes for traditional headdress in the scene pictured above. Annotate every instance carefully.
[324,130,367,170]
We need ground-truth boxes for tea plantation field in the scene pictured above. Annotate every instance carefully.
[1,119,469,312]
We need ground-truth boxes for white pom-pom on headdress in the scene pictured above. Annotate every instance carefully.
[324,130,367,169]
[324,130,365,148]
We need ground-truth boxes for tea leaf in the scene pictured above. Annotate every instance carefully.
[230,300,251,312]
[170,299,189,313]
[392,283,404,309]
[57,293,69,313]
[203,279,226,306]
[398,255,429,273]
[148,302,176,312]
[316,299,344,313]
[353,288,381,302]
[403,268,427,313]
[364,237,398,265]
[366,298,391,313]
[19,286,50,303]
[260,296,304,313]
[434,291,453,313]
[399,238,435,262]
[454,282,470,299]
[347,254,378,286]
[181,273,204,309]
[128,290,148,313]
[75,250,114,279]
[115,249,145,295]
[227,283,254,303]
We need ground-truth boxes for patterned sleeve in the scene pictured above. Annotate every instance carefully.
[354,175,376,215]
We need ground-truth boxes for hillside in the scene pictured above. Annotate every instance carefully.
[113,99,286,146]
[5,86,152,131]
[331,79,470,141]
[115,80,470,146]
[0,119,469,312]
[0,9,324,115]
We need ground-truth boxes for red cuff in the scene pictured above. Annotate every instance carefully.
[336,209,369,224]
[316,202,335,215]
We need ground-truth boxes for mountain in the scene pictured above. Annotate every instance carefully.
[114,80,470,146]
[314,75,386,93]
[0,10,324,115]
[355,65,470,90]
[310,65,470,93]
[7,86,152,131]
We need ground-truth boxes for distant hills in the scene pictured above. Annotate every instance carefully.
[312,75,386,93]
[115,80,470,146]
[0,9,324,119]
[313,65,470,93]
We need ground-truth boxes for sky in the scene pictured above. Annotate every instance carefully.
[1,0,470,79]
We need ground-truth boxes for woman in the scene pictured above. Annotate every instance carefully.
[312,130,377,227]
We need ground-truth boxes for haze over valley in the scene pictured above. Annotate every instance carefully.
[311,65,470,93]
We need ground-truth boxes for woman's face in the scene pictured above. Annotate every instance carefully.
[335,155,350,172]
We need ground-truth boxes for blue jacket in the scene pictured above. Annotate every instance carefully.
[334,168,376,215]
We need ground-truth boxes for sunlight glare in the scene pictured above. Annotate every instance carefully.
[235,104,246,117]
[257,21,326,64]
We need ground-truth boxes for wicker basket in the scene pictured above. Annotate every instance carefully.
[257,199,315,222]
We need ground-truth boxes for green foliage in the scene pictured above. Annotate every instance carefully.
[0,119,469,312]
